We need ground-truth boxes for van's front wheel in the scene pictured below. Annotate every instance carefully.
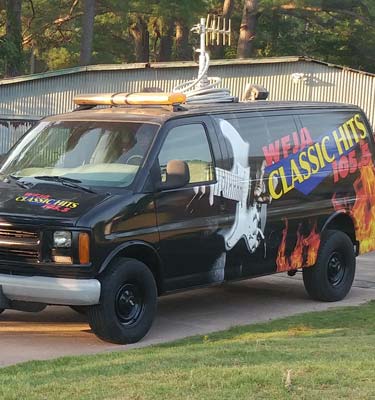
[87,257,157,344]
[303,230,355,302]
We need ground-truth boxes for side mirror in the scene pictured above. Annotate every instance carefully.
[156,160,190,191]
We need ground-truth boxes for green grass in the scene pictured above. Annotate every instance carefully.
[1,302,375,400]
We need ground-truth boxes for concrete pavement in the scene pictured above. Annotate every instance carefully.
[0,252,374,367]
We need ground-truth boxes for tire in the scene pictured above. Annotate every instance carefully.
[87,257,157,344]
[70,306,87,315]
[303,230,355,302]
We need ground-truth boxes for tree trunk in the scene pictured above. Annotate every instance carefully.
[223,0,235,18]
[130,16,149,62]
[175,20,190,61]
[237,0,258,59]
[157,20,174,62]
[5,0,23,76]
[80,0,96,66]
[30,47,36,74]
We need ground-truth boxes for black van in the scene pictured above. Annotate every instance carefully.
[0,92,373,344]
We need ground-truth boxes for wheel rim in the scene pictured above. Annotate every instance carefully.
[115,283,144,326]
[327,252,346,286]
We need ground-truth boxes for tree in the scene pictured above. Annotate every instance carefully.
[214,0,235,59]
[237,0,258,58]
[21,0,82,71]
[130,15,149,62]
[253,0,375,71]
[0,0,374,76]
[175,19,190,60]
[153,17,174,62]
[4,0,23,76]
[80,0,96,66]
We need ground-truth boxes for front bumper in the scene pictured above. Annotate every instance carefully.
[0,273,101,306]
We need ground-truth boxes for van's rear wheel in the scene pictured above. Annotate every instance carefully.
[303,230,355,302]
[87,257,157,344]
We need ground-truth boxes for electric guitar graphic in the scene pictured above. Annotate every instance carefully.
[194,119,267,254]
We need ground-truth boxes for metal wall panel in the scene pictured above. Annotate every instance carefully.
[0,118,38,154]
[0,59,374,153]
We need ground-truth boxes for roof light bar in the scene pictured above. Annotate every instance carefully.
[73,92,186,106]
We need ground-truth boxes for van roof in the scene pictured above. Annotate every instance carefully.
[45,101,360,124]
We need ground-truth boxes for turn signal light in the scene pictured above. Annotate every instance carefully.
[73,92,186,106]
[78,233,90,264]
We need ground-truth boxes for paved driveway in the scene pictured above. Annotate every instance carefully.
[1,253,375,367]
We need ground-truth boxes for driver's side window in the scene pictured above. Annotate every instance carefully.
[158,124,215,184]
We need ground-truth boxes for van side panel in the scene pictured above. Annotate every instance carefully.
[209,107,375,280]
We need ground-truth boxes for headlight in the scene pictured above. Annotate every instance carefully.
[49,230,90,265]
[53,231,72,248]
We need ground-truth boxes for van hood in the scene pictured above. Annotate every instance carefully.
[0,180,110,225]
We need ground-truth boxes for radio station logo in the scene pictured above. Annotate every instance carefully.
[264,113,370,198]
[15,192,79,213]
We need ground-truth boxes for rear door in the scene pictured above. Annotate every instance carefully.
[153,117,228,291]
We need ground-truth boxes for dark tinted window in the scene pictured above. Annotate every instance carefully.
[224,115,267,158]
[221,114,297,160]
[299,110,372,191]
[259,115,298,165]
[299,111,370,141]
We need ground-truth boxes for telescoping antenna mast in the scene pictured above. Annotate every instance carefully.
[173,15,236,103]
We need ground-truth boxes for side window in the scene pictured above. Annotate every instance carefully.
[226,115,268,156]
[218,114,298,204]
[222,114,297,163]
[299,111,372,188]
[158,124,215,184]
[262,115,299,165]
[299,111,370,142]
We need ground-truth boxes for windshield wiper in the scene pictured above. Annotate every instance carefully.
[3,174,31,189]
[33,175,97,194]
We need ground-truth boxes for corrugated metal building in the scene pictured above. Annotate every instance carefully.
[0,56,374,153]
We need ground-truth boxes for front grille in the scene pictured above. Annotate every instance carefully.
[0,228,38,239]
[0,228,40,262]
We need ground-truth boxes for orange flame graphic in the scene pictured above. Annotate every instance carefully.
[276,220,321,272]
[335,164,375,254]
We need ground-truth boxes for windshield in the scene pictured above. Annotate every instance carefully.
[0,120,159,188]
